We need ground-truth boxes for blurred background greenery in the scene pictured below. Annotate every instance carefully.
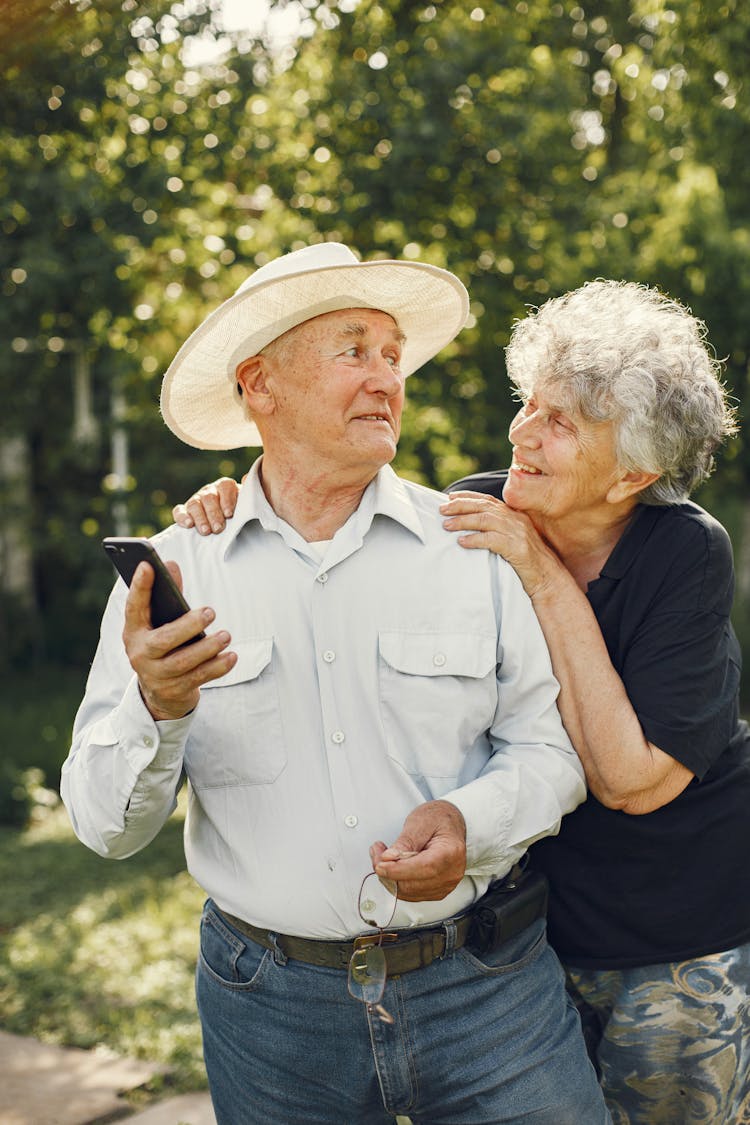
[1,0,749,1090]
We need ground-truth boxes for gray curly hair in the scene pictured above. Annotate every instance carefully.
[505,280,737,505]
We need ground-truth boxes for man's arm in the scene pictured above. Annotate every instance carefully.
[61,559,235,858]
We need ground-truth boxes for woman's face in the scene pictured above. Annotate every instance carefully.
[503,384,627,523]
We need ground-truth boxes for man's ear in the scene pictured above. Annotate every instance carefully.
[236,355,276,416]
[607,468,660,504]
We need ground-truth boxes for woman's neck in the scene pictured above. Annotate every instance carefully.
[530,505,638,591]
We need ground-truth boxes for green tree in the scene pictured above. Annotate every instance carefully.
[2,0,749,699]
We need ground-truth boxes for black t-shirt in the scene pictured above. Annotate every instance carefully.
[450,470,750,968]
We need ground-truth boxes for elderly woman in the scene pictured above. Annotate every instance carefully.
[173,280,750,1124]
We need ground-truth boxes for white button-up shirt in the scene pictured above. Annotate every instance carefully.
[62,462,585,938]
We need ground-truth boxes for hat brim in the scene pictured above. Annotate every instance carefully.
[160,258,470,450]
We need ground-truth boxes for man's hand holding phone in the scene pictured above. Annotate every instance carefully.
[122,557,236,721]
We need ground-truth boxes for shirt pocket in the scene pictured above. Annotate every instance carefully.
[185,637,286,788]
[378,630,497,781]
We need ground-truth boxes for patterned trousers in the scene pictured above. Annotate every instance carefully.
[565,941,750,1124]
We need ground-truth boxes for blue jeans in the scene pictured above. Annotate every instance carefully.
[196,900,610,1124]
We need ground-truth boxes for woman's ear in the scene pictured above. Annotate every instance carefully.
[607,468,661,505]
[236,355,276,416]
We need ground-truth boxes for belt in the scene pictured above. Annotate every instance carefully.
[218,907,476,975]
[217,864,543,977]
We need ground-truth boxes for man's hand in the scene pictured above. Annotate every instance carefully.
[124,560,236,720]
[370,800,467,901]
[172,477,241,535]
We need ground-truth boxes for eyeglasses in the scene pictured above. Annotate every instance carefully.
[348,872,398,1025]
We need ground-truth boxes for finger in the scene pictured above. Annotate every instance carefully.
[386,879,458,902]
[197,488,227,532]
[377,828,419,862]
[442,510,495,532]
[440,500,485,518]
[216,477,240,518]
[185,491,224,535]
[139,606,217,657]
[154,634,237,683]
[440,490,498,508]
[378,845,420,862]
[455,531,495,551]
[375,851,462,901]
[165,559,183,589]
[135,632,237,718]
[172,503,195,528]
[124,562,157,632]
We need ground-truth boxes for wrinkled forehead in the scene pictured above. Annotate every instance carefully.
[520,375,579,413]
[524,373,615,424]
[267,307,406,351]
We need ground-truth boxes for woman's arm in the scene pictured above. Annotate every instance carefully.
[440,493,694,814]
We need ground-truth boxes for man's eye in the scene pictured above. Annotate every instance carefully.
[343,346,359,358]
[385,354,400,367]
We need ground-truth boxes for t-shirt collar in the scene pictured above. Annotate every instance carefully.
[596,504,661,581]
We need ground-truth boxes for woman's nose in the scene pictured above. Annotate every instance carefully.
[509,408,541,445]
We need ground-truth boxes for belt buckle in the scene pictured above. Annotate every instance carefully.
[351,931,398,965]
[353,932,399,949]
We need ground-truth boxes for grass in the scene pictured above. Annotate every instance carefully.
[1,663,89,789]
[0,794,208,1097]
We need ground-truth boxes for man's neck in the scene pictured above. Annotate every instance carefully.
[258,455,379,542]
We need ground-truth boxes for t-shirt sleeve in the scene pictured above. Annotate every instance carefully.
[617,515,740,779]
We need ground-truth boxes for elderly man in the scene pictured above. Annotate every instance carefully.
[61,243,608,1124]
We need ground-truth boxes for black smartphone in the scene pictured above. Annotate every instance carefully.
[102,536,206,642]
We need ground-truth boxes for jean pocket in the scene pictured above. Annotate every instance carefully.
[186,637,287,788]
[378,629,497,780]
[199,903,272,991]
[458,917,547,976]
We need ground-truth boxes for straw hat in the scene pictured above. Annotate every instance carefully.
[160,242,470,449]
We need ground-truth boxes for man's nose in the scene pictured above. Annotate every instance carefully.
[364,355,403,395]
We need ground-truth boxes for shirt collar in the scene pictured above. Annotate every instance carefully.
[222,459,426,559]
[597,504,661,581]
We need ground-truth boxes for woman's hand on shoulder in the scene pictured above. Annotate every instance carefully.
[172,477,241,535]
[440,490,559,599]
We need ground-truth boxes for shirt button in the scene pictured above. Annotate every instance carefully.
[143,736,154,748]
[344,815,358,828]
[331,730,345,744]
[433,652,447,667]
[317,572,329,584]
[323,650,336,663]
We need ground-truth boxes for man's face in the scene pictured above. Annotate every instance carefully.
[258,308,406,477]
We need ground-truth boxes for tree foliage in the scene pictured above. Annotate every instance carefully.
[1,0,749,690]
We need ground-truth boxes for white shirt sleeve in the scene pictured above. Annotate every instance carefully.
[60,582,193,859]
[444,559,586,877]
